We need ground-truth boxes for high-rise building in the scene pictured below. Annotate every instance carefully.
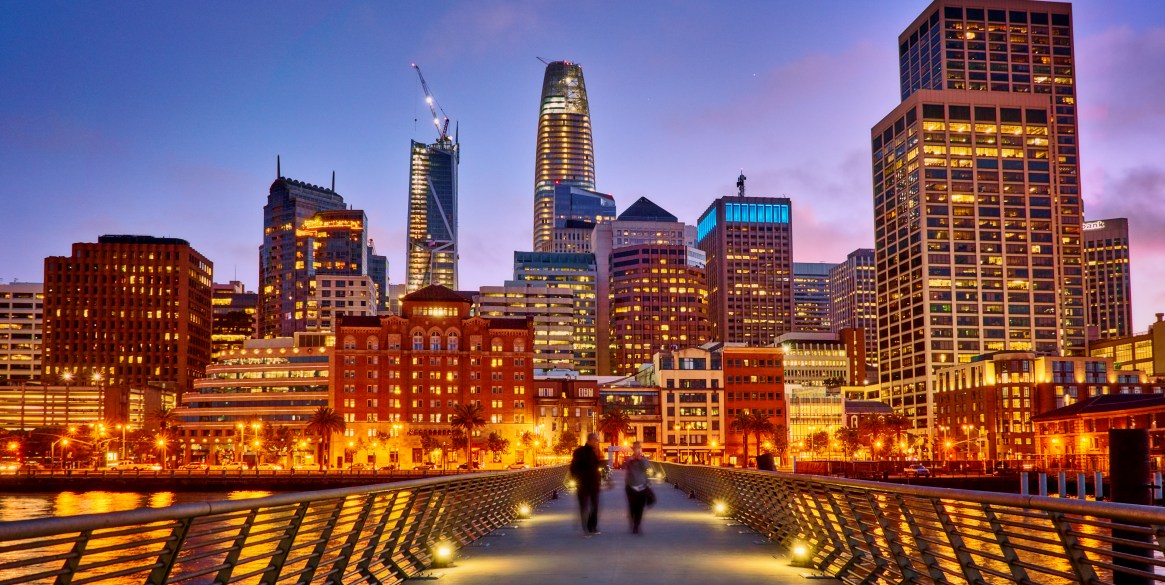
[1083,218,1132,340]
[609,244,710,376]
[259,166,347,338]
[0,282,43,382]
[593,197,707,375]
[512,251,600,375]
[367,245,389,313]
[793,262,836,333]
[550,184,615,253]
[332,285,535,469]
[696,186,794,344]
[873,0,1085,428]
[829,249,878,377]
[476,284,576,372]
[775,331,866,388]
[534,61,595,252]
[211,281,257,360]
[407,139,459,292]
[43,235,213,420]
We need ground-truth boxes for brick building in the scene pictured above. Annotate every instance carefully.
[722,344,786,463]
[331,285,535,469]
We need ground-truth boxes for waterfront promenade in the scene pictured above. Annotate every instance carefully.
[437,470,828,585]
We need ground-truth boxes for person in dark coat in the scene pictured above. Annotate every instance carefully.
[623,441,651,534]
[569,433,602,536]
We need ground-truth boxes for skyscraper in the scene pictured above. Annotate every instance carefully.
[0,282,43,382]
[211,281,257,360]
[512,251,600,374]
[793,262,836,333]
[872,0,1085,428]
[830,248,878,379]
[476,284,576,372]
[43,235,213,415]
[550,184,615,253]
[534,61,596,252]
[1083,218,1132,340]
[259,165,346,338]
[696,178,793,344]
[407,139,459,292]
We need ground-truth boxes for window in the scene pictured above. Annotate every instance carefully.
[430,333,441,351]
[413,332,423,351]
[366,336,378,350]
[448,333,459,351]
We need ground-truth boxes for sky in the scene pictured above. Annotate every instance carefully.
[2,1,1164,331]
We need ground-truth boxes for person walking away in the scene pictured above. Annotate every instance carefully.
[623,440,652,534]
[569,433,602,536]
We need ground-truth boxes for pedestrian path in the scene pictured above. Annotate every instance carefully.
[432,470,835,585]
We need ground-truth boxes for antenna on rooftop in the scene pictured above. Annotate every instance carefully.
[737,170,747,197]
[277,155,281,179]
[537,56,551,65]
[331,171,335,191]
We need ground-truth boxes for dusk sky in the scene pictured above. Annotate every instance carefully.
[3,1,1164,330]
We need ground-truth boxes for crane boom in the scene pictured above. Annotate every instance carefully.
[412,63,450,143]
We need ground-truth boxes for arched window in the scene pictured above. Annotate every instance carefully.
[430,332,441,351]
[448,331,459,352]
[491,338,504,352]
[366,336,379,350]
[413,332,424,351]
[513,338,525,353]
[343,336,357,350]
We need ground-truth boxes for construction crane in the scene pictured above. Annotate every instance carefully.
[411,63,450,143]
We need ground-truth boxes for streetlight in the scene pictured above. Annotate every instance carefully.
[61,372,74,427]
[51,437,70,469]
[116,423,128,461]
[156,438,167,469]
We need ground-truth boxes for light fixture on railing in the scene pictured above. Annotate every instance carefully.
[431,539,456,568]
[789,540,813,568]
[517,503,532,518]
[712,501,728,517]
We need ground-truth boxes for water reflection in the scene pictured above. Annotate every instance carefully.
[0,490,274,522]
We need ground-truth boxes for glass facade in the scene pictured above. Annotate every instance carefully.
[407,140,459,292]
[534,61,595,252]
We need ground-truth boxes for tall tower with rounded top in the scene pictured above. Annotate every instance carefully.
[533,61,595,252]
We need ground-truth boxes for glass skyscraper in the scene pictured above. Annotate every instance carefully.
[551,184,615,253]
[533,61,596,252]
[407,139,459,292]
[872,0,1085,429]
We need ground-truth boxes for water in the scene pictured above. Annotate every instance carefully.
[0,490,275,522]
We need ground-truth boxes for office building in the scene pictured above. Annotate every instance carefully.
[211,281,257,360]
[639,347,726,465]
[775,331,866,388]
[829,249,878,378]
[172,334,331,466]
[259,166,347,338]
[534,61,596,252]
[1088,313,1165,379]
[532,374,603,461]
[0,282,43,382]
[0,383,169,431]
[476,284,576,372]
[551,184,615,253]
[407,139,459,292]
[43,235,211,422]
[793,262,836,333]
[512,252,600,374]
[934,352,1153,461]
[721,344,787,465]
[873,0,1086,429]
[696,187,794,345]
[1083,218,1132,340]
[368,248,390,313]
[331,285,535,469]
[594,197,706,375]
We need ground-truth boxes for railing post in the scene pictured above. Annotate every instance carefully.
[1110,428,1152,585]
[1058,471,1067,498]
[1020,471,1029,496]
[290,498,347,584]
[895,495,948,584]
[931,499,985,585]
[1049,511,1101,584]
[322,494,377,585]
[1038,473,1048,497]
[867,493,922,583]
[355,491,401,582]
[53,530,92,585]
[214,508,260,584]
[145,518,192,585]
[1095,472,1104,500]
[1077,473,1087,500]
[980,503,1031,584]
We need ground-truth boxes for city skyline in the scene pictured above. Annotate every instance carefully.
[3,1,1165,331]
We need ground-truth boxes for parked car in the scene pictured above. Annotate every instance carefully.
[216,462,247,471]
[413,463,435,471]
[113,462,163,471]
[253,463,283,471]
[507,463,528,470]
[456,462,481,470]
[182,462,208,471]
[903,464,930,477]
[349,463,366,471]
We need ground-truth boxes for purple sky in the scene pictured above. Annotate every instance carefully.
[3,1,1164,331]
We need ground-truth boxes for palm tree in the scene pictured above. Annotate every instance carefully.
[749,412,775,461]
[449,403,486,469]
[597,406,632,446]
[150,407,178,433]
[731,410,755,466]
[305,407,345,470]
[883,413,911,459]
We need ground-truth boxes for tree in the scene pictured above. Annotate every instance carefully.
[597,406,631,446]
[305,407,345,470]
[882,413,911,459]
[806,430,830,454]
[749,413,775,462]
[835,427,862,460]
[420,433,440,463]
[449,403,487,467]
[150,407,179,433]
[519,430,538,450]
[730,410,755,465]
[770,425,789,460]
[260,423,296,468]
[554,429,579,455]
[486,432,510,462]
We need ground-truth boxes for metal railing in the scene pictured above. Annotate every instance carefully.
[661,462,1165,585]
[0,466,566,585]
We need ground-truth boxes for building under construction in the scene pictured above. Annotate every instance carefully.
[406,65,459,293]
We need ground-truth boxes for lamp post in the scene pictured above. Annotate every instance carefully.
[157,438,167,469]
[116,423,128,462]
[61,372,74,427]
[51,437,69,469]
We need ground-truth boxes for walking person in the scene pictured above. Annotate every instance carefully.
[569,433,602,536]
[623,440,653,534]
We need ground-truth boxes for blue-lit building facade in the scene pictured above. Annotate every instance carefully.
[551,184,615,253]
[172,335,331,466]
[407,139,459,293]
[696,196,794,345]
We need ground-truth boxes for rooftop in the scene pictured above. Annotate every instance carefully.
[617,197,677,223]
